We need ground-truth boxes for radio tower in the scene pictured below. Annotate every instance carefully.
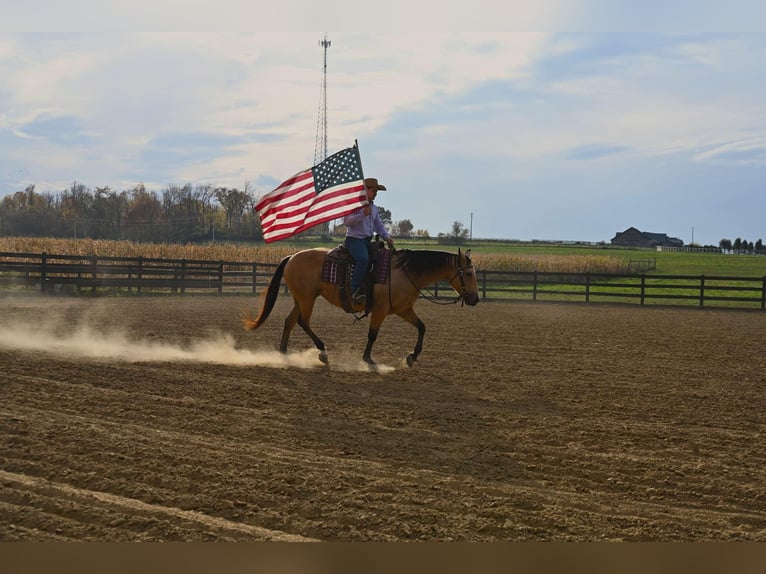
[314,34,331,236]
[314,34,331,165]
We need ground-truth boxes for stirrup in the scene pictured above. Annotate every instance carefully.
[351,289,366,304]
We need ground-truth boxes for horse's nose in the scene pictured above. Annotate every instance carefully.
[466,294,480,306]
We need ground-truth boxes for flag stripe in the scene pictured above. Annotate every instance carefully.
[254,170,313,212]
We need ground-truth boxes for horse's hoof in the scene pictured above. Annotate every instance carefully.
[364,358,378,370]
[318,350,329,364]
[406,353,416,367]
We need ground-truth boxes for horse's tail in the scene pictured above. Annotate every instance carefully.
[243,255,290,331]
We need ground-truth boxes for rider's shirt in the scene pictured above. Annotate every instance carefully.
[344,204,390,241]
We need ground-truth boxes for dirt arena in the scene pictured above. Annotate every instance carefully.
[0,294,764,541]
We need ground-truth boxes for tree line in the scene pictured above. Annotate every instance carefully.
[719,238,764,255]
[0,181,450,244]
[0,182,261,243]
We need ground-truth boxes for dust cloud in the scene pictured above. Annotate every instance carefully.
[0,320,390,371]
[0,321,306,367]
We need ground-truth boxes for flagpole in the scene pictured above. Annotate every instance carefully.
[355,139,365,181]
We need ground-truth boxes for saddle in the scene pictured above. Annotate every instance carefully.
[322,241,391,313]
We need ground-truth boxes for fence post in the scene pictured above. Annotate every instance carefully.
[252,263,258,294]
[533,271,538,301]
[481,269,487,300]
[137,257,143,293]
[91,255,98,293]
[585,272,590,303]
[180,259,186,294]
[41,252,48,293]
[218,261,224,294]
[699,275,705,307]
[762,276,765,310]
[640,274,646,305]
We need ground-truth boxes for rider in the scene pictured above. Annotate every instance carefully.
[344,177,394,304]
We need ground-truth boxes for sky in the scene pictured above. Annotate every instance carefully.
[2,2,765,246]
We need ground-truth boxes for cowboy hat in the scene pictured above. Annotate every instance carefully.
[364,177,386,191]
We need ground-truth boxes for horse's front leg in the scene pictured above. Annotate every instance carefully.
[362,310,387,368]
[397,307,426,367]
[362,328,379,367]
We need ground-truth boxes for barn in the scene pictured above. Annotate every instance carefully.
[611,227,684,248]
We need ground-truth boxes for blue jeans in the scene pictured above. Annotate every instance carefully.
[344,236,370,292]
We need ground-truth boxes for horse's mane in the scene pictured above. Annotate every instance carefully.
[394,249,459,277]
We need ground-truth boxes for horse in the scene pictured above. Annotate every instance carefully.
[243,247,480,367]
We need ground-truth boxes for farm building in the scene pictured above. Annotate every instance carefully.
[611,227,684,248]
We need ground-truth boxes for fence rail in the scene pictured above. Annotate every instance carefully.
[0,251,280,295]
[1,252,764,310]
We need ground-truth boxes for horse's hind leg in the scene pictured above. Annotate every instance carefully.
[279,301,301,354]
[280,299,328,363]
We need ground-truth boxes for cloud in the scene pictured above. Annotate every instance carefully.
[693,135,766,164]
[564,144,631,161]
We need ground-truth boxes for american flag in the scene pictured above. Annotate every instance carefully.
[255,145,366,243]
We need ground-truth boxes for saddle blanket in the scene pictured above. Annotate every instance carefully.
[321,247,391,285]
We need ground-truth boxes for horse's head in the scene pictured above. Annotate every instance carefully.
[449,248,480,306]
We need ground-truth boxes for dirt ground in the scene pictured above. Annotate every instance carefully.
[0,293,764,541]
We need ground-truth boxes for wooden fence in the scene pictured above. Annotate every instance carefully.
[0,251,279,295]
[1,252,764,310]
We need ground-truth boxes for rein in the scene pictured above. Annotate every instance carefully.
[393,249,472,306]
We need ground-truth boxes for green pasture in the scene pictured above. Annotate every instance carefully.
[483,276,766,309]
[383,239,766,277]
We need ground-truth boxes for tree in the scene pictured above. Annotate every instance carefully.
[756,239,763,254]
[719,238,732,252]
[0,184,58,236]
[377,206,392,226]
[393,218,414,237]
[733,237,742,252]
[437,221,470,245]
[125,183,163,241]
[215,186,252,232]
[93,186,128,239]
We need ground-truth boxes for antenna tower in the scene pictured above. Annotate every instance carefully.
[314,34,331,165]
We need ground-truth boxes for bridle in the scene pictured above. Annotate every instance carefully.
[394,249,476,306]
[448,254,476,306]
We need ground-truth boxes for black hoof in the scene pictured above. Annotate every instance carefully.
[318,350,329,364]
[406,353,416,367]
[363,357,377,370]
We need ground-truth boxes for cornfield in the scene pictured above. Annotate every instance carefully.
[0,237,630,273]
[470,253,630,274]
[0,237,294,265]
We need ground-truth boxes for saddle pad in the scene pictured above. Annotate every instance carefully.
[321,247,389,285]
[321,257,351,285]
[374,248,391,283]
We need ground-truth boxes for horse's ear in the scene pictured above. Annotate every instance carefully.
[465,249,472,259]
[458,247,462,258]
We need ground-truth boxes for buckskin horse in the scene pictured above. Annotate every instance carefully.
[243,247,480,367]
